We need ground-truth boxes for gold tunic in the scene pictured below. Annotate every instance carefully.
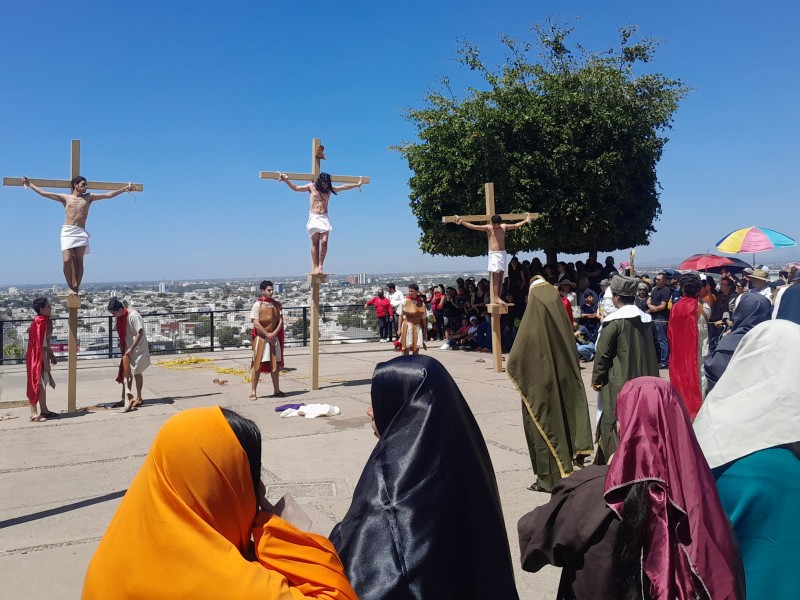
[252,302,280,370]
[400,299,427,353]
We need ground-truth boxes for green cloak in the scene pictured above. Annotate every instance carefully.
[590,308,660,464]
[507,278,593,491]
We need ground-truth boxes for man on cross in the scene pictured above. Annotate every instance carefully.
[278,172,362,274]
[455,214,532,304]
[21,175,134,295]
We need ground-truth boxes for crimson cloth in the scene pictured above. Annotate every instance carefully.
[251,297,285,373]
[667,296,702,419]
[115,309,129,384]
[604,377,743,600]
[560,295,574,327]
[26,315,49,405]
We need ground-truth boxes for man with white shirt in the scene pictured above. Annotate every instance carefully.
[386,283,404,342]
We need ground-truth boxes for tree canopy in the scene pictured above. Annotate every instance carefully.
[395,22,689,262]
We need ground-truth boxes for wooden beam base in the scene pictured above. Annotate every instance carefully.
[307,273,331,284]
[66,294,81,309]
[487,303,510,315]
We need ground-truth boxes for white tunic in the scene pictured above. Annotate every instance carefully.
[123,309,150,374]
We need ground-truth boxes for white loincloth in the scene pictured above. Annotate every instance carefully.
[488,250,507,273]
[256,336,282,364]
[306,212,332,237]
[61,225,91,253]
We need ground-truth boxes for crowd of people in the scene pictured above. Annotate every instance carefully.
[362,254,798,366]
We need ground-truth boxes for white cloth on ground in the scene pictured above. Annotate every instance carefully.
[306,212,332,237]
[61,225,91,253]
[280,403,341,418]
[487,250,507,273]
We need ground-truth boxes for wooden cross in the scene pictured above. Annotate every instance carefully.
[259,138,370,391]
[442,182,539,372]
[3,139,144,413]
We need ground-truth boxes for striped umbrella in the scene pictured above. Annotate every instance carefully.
[716,226,796,263]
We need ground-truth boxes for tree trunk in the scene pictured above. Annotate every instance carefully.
[545,249,558,267]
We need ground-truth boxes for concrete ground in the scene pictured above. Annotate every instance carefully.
[0,342,614,599]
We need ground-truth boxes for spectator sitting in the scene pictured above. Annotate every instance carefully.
[446,317,472,350]
[574,324,596,362]
[577,277,598,307]
[579,293,601,340]
[459,316,481,350]
[475,311,492,352]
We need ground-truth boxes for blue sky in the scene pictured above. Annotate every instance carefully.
[1,0,798,285]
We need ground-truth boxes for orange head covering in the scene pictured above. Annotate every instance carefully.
[82,407,356,600]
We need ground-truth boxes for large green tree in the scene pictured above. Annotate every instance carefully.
[395,23,688,264]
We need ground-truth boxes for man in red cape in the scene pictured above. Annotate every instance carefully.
[249,280,285,400]
[668,273,710,419]
[26,297,59,421]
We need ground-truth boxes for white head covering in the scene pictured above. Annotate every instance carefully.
[693,320,800,469]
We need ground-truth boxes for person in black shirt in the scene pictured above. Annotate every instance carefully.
[647,272,672,368]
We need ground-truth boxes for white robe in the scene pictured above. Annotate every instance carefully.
[123,309,150,374]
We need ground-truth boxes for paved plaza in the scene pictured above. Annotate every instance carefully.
[0,343,606,598]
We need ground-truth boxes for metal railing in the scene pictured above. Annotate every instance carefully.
[0,304,383,365]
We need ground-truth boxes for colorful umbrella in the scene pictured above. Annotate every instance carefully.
[677,254,751,273]
[716,226,796,254]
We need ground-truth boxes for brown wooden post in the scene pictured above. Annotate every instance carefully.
[3,139,143,412]
[260,138,369,390]
[307,273,328,390]
[442,182,538,373]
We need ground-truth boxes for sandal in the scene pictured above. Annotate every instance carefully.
[30,415,47,422]
[271,391,287,398]
[249,393,258,401]
[42,411,60,418]
[527,481,547,493]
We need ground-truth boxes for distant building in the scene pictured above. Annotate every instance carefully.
[346,276,358,285]
[158,282,167,294]
[52,285,60,294]
[8,287,19,296]
[274,283,285,293]
[357,273,367,285]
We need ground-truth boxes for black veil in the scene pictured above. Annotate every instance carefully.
[331,355,518,599]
